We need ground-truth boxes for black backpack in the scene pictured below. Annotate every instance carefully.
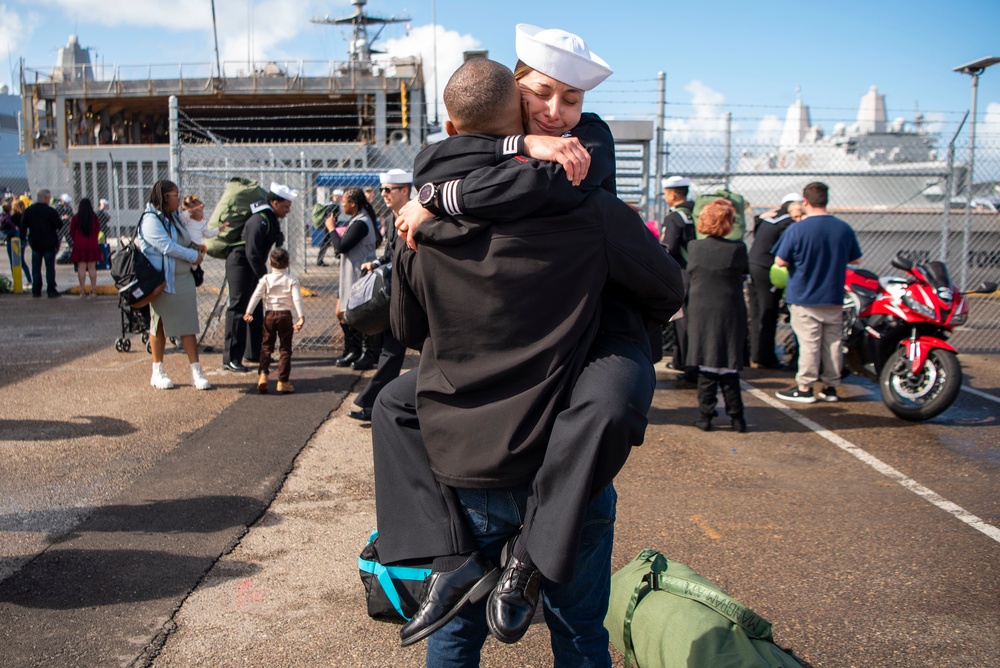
[110,218,166,308]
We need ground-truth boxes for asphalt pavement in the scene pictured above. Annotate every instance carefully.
[1,287,998,667]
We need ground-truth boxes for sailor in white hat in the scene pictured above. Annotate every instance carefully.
[781,192,804,204]
[221,181,293,373]
[346,167,415,421]
[513,24,612,142]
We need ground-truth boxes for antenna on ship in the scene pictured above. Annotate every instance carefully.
[311,0,410,69]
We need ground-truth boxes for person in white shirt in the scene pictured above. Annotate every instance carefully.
[180,195,227,245]
[243,247,305,394]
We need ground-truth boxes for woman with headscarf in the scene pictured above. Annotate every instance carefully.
[138,179,211,390]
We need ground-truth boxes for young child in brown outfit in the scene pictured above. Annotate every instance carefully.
[244,248,305,394]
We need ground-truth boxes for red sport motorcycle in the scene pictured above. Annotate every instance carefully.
[842,253,996,421]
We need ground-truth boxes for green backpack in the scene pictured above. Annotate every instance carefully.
[606,549,803,668]
[204,177,268,259]
[692,189,747,242]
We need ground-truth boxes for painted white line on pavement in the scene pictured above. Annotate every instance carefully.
[961,385,1000,405]
[743,383,1000,545]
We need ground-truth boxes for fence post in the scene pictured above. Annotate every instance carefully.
[654,71,665,224]
[169,95,180,188]
[942,112,967,263]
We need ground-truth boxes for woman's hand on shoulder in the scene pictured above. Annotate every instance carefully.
[523,135,591,186]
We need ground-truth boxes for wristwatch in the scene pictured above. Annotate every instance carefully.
[417,182,441,216]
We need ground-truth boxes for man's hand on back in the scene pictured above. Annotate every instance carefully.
[395,199,434,251]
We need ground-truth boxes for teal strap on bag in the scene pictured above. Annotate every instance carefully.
[358,530,431,621]
[620,549,774,667]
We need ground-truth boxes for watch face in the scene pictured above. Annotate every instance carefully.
[418,182,435,204]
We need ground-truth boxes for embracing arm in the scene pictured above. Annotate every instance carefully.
[140,213,199,263]
[389,242,428,350]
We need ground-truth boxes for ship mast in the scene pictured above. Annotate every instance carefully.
[311,0,410,69]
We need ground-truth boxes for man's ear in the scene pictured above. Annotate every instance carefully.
[445,120,458,136]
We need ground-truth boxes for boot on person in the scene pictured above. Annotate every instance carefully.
[334,322,362,367]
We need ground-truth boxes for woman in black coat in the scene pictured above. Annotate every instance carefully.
[686,198,750,432]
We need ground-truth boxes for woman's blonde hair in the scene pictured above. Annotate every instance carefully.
[696,198,735,238]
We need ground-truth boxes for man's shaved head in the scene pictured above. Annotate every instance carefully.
[444,59,523,136]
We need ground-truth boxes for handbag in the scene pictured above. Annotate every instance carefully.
[358,530,431,622]
[605,549,802,668]
[344,263,391,335]
[110,219,166,309]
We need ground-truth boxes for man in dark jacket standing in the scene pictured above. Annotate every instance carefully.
[659,175,697,382]
[748,193,804,369]
[222,183,294,372]
[348,168,411,421]
[23,189,64,298]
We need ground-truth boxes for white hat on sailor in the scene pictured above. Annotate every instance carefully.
[332,188,345,197]
[781,192,804,204]
[661,175,692,189]
[380,168,413,185]
[515,24,613,91]
[98,198,109,207]
[60,193,72,203]
[269,181,298,201]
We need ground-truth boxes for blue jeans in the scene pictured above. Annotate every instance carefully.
[30,248,57,296]
[425,484,616,668]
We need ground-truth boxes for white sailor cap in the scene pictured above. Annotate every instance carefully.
[269,181,298,202]
[99,198,109,207]
[781,192,804,204]
[515,24,613,91]
[661,176,691,189]
[60,193,72,203]
[379,168,413,185]
[332,188,345,197]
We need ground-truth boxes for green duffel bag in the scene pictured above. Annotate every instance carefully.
[605,549,803,668]
[204,177,268,259]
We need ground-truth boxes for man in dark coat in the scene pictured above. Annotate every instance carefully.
[748,193,803,369]
[659,175,697,383]
[373,59,684,657]
[348,169,412,421]
[222,183,294,372]
[23,189,64,298]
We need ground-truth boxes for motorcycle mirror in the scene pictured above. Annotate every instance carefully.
[891,254,913,271]
[969,281,998,294]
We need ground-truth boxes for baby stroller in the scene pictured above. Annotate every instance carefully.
[115,295,151,353]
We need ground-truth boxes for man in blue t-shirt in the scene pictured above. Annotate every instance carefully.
[772,182,862,404]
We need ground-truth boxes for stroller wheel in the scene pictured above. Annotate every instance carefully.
[142,332,149,344]
[146,341,152,354]
[115,338,124,352]
[123,338,132,352]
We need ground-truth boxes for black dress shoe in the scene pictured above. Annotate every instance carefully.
[486,539,541,644]
[400,553,499,647]
[348,408,372,421]
[224,360,249,373]
[334,350,361,368]
[350,354,375,371]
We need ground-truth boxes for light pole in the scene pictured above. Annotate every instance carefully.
[953,56,1000,291]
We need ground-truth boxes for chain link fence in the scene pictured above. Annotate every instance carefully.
[659,131,1000,353]
[175,137,420,353]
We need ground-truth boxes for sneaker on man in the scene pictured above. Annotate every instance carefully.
[775,386,816,404]
[817,386,839,402]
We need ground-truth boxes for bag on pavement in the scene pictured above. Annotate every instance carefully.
[358,530,431,622]
[345,263,391,335]
[605,549,802,668]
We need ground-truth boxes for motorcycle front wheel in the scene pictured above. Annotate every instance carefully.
[880,346,962,421]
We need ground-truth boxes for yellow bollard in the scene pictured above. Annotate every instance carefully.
[10,237,22,293]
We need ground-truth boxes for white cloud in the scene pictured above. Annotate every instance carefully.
[0,4,39,59]
[378,23,480,125]
[664,80,734,142]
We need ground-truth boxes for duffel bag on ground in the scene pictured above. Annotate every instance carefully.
[358,530,431,622]
[605,549,802,668]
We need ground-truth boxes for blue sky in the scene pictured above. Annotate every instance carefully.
[2,0,999,142]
